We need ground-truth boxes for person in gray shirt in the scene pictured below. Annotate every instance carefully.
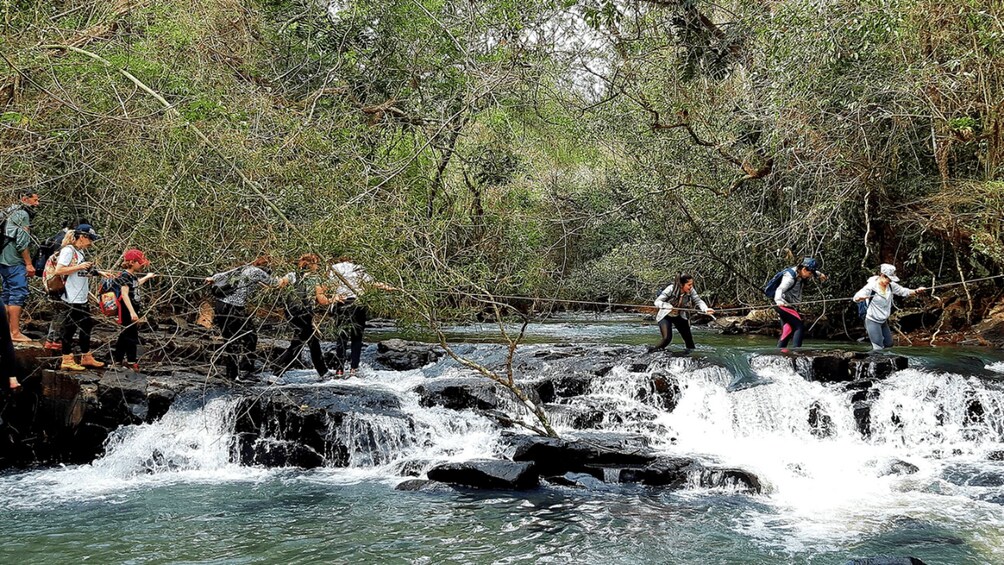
[853,263,925,350]
[650,274,715,352]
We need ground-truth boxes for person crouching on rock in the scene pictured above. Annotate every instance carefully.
[650,274,715,353]
[771,257,828,350]
[274,253,327,378]
[853,263,925,351]
[206,257,293,380]
[112,249,156,371]
[53,224,107,371]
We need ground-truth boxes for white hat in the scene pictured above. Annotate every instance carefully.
[879,263,899,282]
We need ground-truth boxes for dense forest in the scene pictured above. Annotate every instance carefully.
[2,0,1002,335]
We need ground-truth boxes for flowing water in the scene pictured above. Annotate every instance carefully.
[3,316,1004,564]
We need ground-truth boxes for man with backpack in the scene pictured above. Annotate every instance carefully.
[765,257,828,349]
[0,190,41,342]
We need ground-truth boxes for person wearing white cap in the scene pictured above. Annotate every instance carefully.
[853,263,926,350]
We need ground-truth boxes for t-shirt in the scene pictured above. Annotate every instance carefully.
[115,271,142,314]
[57,246,88,304]
[327,261,372,300]
[0,205,31,267]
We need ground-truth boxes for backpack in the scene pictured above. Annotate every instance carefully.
[33,229,65,277]
[857,289,876,321]
[42,245,77,296]
[763,268,796,299]
[210,266,245,300]
[99,273,126,318]
[0,204,23,256]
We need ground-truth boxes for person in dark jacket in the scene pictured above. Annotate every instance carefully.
[274,253,327,377]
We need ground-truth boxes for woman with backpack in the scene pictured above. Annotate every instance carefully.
[111,249,156,370]
[768,257,828,349]
[853,264,926,351]
[205,257,293,380]
[51,224,106,371]
[273,253,327,377]
[650,274,715,352]
[318,256,394,377]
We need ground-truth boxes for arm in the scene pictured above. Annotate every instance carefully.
[691,288,712,314]
[120,285,138,322]
[852,284,873,302]
[653,285,675,309]
[774,272,795,306]
[11,212,34,276]
[52,248,91,277]
[138,273,156,285]
[891,281,924,297]
[315,284,331,307]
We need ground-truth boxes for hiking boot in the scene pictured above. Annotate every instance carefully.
[60,354,86,372]
[79,353,105,369]
[43,340,62,351]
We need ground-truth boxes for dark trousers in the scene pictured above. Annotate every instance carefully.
[214,300,257,379]
[60,303,94,355]
[332,301,367,371]
[653,315,696,350]
[113,320,141,363]
[775,305,804,348]
[0,301,17,380]
[276,312,327,376]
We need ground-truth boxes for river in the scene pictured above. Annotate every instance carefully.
[2,315,1004,564]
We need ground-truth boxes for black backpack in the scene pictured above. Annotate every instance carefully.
[32,229,65,277]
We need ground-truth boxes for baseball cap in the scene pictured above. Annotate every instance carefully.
[123,249,149,265]
[75,224,101,240]
[879,263,899,282]
[800,257,819,273]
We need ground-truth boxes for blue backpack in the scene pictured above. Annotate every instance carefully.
[763,268,796,299]
[857,289,876,320]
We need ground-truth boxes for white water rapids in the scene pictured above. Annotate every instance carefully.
[4,343,1004,559]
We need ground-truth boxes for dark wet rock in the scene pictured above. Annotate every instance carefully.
[395,479,438,491]
[375,339,444,371]
[638,371,681,412]
[530,374,596,403]
[964,393,986,426]
[504,432,656,476]
[233,433,324,469]
[757,350,907,383]
[845,558,928,565]
[808,402,835,439]
[413,377,501,411]
[427,459,539,490]
[544,403,605,430]
[877,459,920,476]
[987,450,1004,461]
[581,457,763,494]
[232,385,412,467]
[546,397,663,433]
[393,459,431,477]
[543,472,607,489]
[853,401,872,437]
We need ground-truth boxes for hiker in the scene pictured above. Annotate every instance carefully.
[769,257,828,349]
[0,190,40,342]
[111,250,157,371]
[650,274,715,352]
[52,224,107,371]
[319,256,394,377]
[274,253,327,377]
[42,225,77,351]
[853,264,926,351]
[1,302,21,390]
[205,258,293,380]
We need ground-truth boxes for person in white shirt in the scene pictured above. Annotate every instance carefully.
[650,274,714,352]
[318,256,394,377]
[52,224,107,371]
[853,263,926,350]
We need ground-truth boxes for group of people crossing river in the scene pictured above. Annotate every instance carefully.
[0,189,985,392]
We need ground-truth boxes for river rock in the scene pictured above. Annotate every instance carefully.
[375,339,444,370]
[877,459,920,476]
[233,433,324,468]
[529,373,596,403]
[413,377,502,410]
[426,459,539,490]
[233,384,412,467]
[505,432,656,476]
[757,350,907,383]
